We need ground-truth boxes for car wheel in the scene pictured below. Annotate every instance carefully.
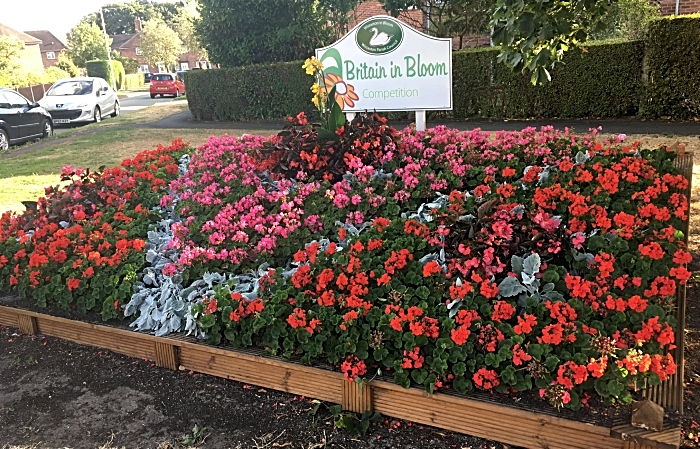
[150,94,156,99]
[0,129,8,152]
[42,119,53,138]
[93,107,101,123]
[111,102,120,117]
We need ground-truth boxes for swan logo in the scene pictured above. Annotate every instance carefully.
[356,18,403,55]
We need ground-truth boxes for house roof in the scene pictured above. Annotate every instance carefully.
[110,33,140,50]
[24,30,65,52]
[0,22,41,44]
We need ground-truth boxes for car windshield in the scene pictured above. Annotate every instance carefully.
[152,75,172,81]
[47,81,93,96]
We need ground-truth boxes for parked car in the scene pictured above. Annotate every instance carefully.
[144,72,152,83]
[176,70,186,83]
[0,88,53,151]
[38,77,119,126]
[149,73,185,98]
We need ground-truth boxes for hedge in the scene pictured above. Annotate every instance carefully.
[186,20,700,121]
[643,14,700,119]
[452,40,645,119]
[185,62,315,121]
[124,73,145,91]
[86,60,126,90]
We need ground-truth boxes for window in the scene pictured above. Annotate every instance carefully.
[180,62,189,70]
[46,51,56,60]
[157,63,167,73]
[0,92,10,109]
[139,65,149,73]
[135,47,143,56]
[5,91,30,108]
[151,74,173,81]
[195,61,200,68]
[46,81,93,96]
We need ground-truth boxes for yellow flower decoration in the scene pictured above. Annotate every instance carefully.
[302,57,324,76]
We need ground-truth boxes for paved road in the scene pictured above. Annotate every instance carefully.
[151,111,700,136]
[53,91,186,136]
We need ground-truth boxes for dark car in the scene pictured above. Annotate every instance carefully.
[144,73,152,83]
[0,88,53,152]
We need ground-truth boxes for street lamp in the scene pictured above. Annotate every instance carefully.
[99,6,117,91]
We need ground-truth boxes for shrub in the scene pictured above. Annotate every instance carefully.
[42,66,70,84]
[56,53,79,77]
[124,73,145,91]
[184,62,316,121]
[642,14,700,119]
[86,59,125,90]
[453,40,644,118]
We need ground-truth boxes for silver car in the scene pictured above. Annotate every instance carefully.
[39,77,120,125]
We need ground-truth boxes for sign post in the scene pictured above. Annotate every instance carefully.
[315,16,452,131]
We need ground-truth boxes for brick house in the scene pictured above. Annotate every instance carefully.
[656,0,700,15]
[24,30,66,68]
[0,23,44,74]
[110,17,213,74]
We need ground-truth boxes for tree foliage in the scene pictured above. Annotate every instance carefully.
[81,0,181,35]
[172,1,207,58]
[196,0,332,68]
[0,36,22,74]
[56,52,80,77]
[318,0,362,39]
[490,0,618,85]
[379,0,495,47]
[140,20,183,70]
[66,22,111,68]
[593,0,660,40]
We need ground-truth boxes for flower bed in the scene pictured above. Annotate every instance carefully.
[0,116,691,420]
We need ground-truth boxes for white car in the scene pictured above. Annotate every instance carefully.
[39,77,120,125]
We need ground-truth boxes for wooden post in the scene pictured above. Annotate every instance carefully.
[341,379,373,413]
[17,314,38,335]
[415,110,426,131]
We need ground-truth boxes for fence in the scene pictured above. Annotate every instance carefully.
[14,83,53,103]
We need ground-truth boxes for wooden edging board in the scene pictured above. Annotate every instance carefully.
[0,305,680,449]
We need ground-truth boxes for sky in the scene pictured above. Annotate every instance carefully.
[2,0,173,42]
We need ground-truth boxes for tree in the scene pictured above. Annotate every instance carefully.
[172,0,207,58]
[318,0,362,40]
[81,0,181,35]
[56,53,80,77]
[379,0,495,47]
[490,0,619,85]
[0,37,23,88]
[140,20,182,71]
[0,36,21,74]
[593,0,660,40]
[196,0,332,68]
[66,22,111,67]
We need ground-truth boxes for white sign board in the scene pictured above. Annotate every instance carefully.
[315,15,452,112]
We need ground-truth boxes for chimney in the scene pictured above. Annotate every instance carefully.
[134,17,142,32]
